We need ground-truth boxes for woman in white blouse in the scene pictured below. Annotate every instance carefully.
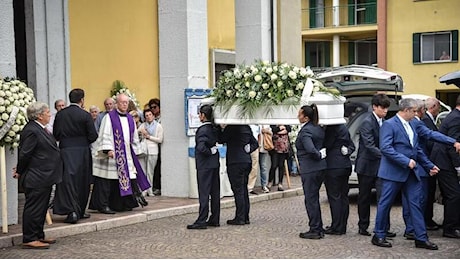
[138,109,164,196]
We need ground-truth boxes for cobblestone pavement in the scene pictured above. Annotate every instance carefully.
[1,189,459,259]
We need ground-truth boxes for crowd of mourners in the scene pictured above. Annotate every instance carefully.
[14,89,460,250]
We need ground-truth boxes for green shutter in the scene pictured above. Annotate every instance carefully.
[325,42,331,67]
[452,30,458,61]
[413,33,421,63]
[305,42,311,66]
[348,0,355,25]
[366,0,377,24]
[348,42,355,65]
[309,0,316,28]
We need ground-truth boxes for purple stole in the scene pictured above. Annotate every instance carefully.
[108,110,151,196]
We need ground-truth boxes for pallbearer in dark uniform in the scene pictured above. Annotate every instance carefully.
[15,102,63,249]
[53,89,98,223]
[296,104,327,239]
[323,124,355,235]
[187,105,220,229]
[218,124,258,225]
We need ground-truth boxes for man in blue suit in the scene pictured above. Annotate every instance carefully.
[372,98,439,250]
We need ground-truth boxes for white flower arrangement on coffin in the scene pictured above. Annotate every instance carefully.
[204,60,346,125]
[110,80,140,108]
[0,77,36,151]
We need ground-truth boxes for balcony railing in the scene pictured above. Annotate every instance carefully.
[302,3,377,30]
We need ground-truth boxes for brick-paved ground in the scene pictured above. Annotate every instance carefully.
[1,184,458,259]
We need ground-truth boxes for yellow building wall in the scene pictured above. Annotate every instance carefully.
[207,0,235,51]
[386,0,460,96]
[68,0,158,110]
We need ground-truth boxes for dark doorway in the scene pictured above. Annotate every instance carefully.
[13,0,27,82]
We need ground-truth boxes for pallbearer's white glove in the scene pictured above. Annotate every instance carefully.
[341,145,348,155]
[319,148,327,159]
[211,146,218,155]
[244,144,250,153]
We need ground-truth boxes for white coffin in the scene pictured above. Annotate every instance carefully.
[202,93,346,125]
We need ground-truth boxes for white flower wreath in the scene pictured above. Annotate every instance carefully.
[0,77,36,150]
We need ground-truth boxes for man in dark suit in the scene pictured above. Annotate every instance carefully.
[430,95,460,239]
[218,124,258,225]
[187,105,220,229]
[420,97,442,230]
[53,89,98,223]
[323,124,355,235]
[355,93,393,236]
[15,102,63,249]
[372,98,439,250]
[402,99,460,239]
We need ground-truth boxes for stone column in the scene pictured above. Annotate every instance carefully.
[0,0,19,226]
[25,0,71,105]
[278,0,302,65]
[235,0,272,63]
[158,0,208,197]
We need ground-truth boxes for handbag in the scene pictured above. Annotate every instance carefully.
[263,132,274,151]
[137,138,149,158]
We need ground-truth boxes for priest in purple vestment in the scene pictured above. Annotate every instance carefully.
[89,93,150,214]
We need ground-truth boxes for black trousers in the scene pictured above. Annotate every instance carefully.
[301,171,325,233]
[23,186,52,243]
[424,175,437,223]
[269,152,288,185]
[195,168,220,224]
[227,163,251,223]
[153,148,161,190]
[324,168,351,233]
[437,169,460,232]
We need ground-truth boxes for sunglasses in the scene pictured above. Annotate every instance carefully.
[150,105,158,109]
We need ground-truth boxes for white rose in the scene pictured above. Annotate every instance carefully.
[262,60,270,66]
[235,84,241,90]
[12,143,19,148]
[8,130,15,137]
[12,124,20,132]
[4,136,12,142]
[0,90,5,97]
[266,67,273,74]
[299,68,307,77]
[0,106,4,113]
[288,71,297,80]
[244,73,250,79]
[270,74,278,81]
[0,98,4,106]
[3,84,9,90]
[4,100,10,105]
[6,106,12,113]
[296,82,304,90]
[245,82,250,87]
[287,90,294,97]
[262,83,269,90]
[313,86,320,92]
[254,75,262,82]
[277,81,283,87]
[13,100,20,106]
[2,113,9,121]
[226,90,233,97]
[248,91,257,98]
[0,121,3,127]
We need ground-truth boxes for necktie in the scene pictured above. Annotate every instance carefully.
[403,121,414,146]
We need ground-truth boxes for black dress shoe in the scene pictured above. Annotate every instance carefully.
[371,235,392,248]
[404,232,415,240]
[386,231,396,238]
[245,220,250,225]
[226,219,245,225]
[415,240,438,250]
[325,228,344,235]
[359,229,372,236]
[426,220,440,230]
[206,222,220,227]
[443,229,460,238]
[64,212,78,224]
[81,213,91,219]
[98,206,116,214]
[299,231,323,239]
[187,223,207,229]
[135,194,148,207]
